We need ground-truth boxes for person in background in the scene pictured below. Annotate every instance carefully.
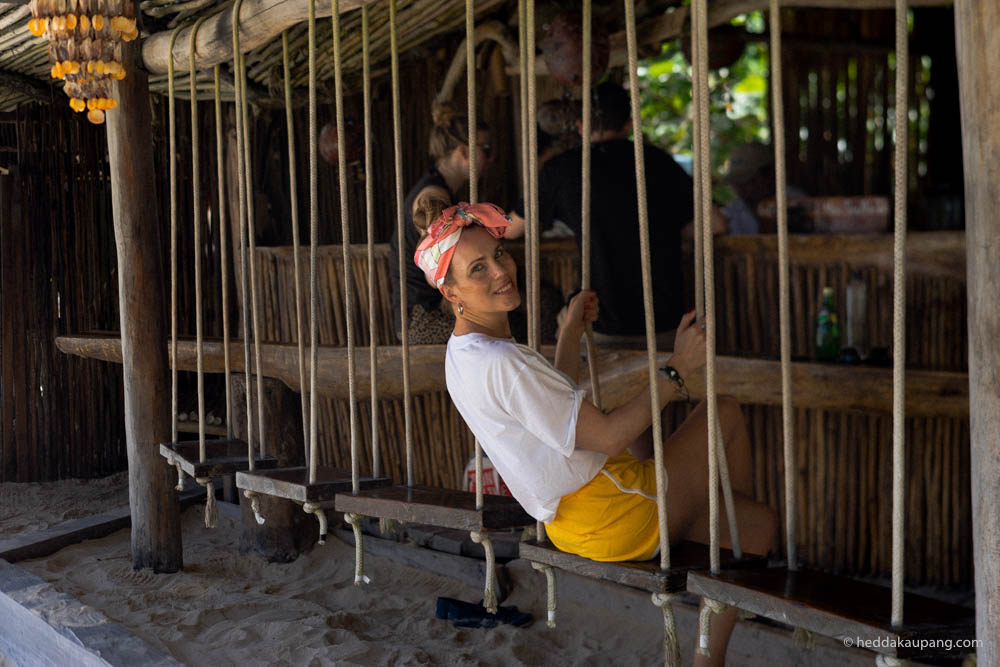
[510,82,726,349]
[388,104,508,344]
[722,141,807,234]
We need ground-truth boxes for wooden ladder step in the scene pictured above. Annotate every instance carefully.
[519,539,765,594]
[335,485,533,532]
[235,466,390,503]
[159,439,277,478]
[686,568,976,659]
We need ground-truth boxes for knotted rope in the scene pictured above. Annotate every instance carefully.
[195,477,217,528]
[531,562,557,628]
[696,598,728,657]
[470,530,497,613]
[651,593,681,667]
[168,454,185,491]
[344,513,370,583]
[304,502,328,545]
[244,489,265,524]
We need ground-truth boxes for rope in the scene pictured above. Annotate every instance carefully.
[624,0,672,575]
[696,598,728,657]
[465,0,485,513]
[470,530,498,613]
[190,15,210,465]
[213,64,234,441]
[330,0,359,495]
[196,477,217,528]
[361,4,380,478]
[890,0,908,628]
[526,0,540,355]
[238,40,266,464]
[580,0,601,410]
[524,0,545,545]
[304,502,328,545]
[282,31,310,452]
[232,0,256,470]
[876,655,909,667]
[245,489,265,524]
[517,0,532,340]
[389,0,414,487]
[714,418,741,558]
[651,593,681,667]
[769,0,797,570]
[167,454,185,491]
[168,25,182,446]
[691,7,705,322]
[307,0,319,484]
[344,513,371,583]
[531,562,557,628]
[692,0,721,575]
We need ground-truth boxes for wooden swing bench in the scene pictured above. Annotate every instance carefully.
[335,486,533,533]
[686,567,976,660]
[236,466,390,504]
[520,539,765,594]
[159,438,277,479]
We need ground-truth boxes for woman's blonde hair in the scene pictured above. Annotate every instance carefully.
[429,102,488,162]
[412,189,451,236]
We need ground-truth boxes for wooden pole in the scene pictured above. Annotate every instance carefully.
[106,43,182,572]
[954,2,1000,661]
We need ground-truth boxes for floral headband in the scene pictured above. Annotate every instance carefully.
[413,202,511,289]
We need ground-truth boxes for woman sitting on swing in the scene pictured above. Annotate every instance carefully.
[417,199,778,666]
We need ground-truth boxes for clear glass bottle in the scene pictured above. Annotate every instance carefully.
[816,286,841,362]
[844,272,868,360]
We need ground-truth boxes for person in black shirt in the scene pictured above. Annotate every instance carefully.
[388,104,509,344]
[512,82,725,346]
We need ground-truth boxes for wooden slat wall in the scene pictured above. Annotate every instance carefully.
[250,235,971,589]
[0,105,126,482]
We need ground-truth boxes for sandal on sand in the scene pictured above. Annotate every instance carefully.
[435,596,533,629]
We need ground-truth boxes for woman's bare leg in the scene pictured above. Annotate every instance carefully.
[658,398,779,667]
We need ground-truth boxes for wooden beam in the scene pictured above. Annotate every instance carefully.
[0,69,53,103]
[140,0,374,75]
[954,2,1000,663]
[106,43,182,572]
[715,232,966,280]
[56,334,970,417]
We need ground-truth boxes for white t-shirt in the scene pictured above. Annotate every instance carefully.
[445,333,607,523]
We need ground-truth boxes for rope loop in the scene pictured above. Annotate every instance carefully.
[304,502,328,545]
[167,454,185,491]
[875,655,909,667]
[650,593,681,667]
[470,530,497,613]
[244,489,265,524]
[531,562,557,628]
[344,512,370,584]
[195,477,217,528]
[696,598,729,657]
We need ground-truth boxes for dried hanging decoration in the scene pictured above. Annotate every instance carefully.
[27,0,138,124]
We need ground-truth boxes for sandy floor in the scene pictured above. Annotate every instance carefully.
[0,472,130,538]
[5,476,666,666]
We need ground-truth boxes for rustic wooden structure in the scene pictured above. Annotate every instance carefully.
[953,2,1000,662]
[1,0,995,659]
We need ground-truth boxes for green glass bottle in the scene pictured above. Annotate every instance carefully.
[816,286,841,361]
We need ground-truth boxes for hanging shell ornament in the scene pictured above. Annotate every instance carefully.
[28,0,137,124]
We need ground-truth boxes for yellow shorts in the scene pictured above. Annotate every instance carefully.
[545,452,662,562]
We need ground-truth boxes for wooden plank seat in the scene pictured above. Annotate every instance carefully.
[519,539,766,594]
[159,439,277,478]
[686,568,976,659]
[334,485,534,532]
[236,466,390,503]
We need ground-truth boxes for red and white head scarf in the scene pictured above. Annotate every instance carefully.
[413,202,511,289]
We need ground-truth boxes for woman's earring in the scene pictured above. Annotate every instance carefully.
[458,304,465,315]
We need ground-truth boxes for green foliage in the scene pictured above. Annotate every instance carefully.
[636,12,771,204]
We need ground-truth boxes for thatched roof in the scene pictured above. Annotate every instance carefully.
[0,0,951,113]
